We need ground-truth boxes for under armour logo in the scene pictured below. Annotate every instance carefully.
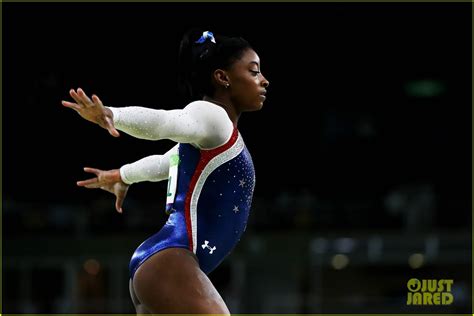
[201,240,216,254]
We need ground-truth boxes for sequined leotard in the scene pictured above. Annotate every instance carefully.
[109,101,255,278]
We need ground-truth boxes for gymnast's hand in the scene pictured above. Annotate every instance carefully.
[62,88,120,137]
[77,167,129,213]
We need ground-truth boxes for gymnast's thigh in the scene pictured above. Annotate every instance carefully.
[128,279,151,314]
[132,247,230,314]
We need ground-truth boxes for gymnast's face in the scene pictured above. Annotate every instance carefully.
[227,49,269,112]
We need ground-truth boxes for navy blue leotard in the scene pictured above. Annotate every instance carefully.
[129,128,254,278]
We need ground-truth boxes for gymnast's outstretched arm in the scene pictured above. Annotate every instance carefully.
[62,88,233,149]
[119,144,177,184]
[76,145,176,213]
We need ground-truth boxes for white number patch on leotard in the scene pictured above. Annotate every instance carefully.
[166,146,179,211]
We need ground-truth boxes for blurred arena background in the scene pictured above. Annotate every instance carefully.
[3,2,471,314]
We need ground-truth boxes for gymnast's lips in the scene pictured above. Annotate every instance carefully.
[260,90,267,100]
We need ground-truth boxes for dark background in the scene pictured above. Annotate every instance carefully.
[3,2,472,314]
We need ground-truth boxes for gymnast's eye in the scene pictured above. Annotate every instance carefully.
[250,70,261,76]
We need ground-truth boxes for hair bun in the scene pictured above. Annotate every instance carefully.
[195,31,216,44]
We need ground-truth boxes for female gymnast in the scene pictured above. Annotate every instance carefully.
[62,29,269,314]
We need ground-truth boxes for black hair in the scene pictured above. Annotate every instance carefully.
[178,28,252,102]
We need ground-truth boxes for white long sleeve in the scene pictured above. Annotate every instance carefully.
[119,145,178,185]
[108,101,233,149]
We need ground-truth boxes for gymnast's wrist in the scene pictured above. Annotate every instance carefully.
[119,166,134,185]
[107,107,120,125]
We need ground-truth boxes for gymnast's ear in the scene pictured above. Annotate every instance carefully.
[212,69,230,89]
